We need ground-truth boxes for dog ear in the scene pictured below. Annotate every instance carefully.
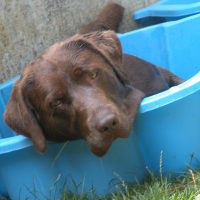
[81,30,129,85]
[4,76,47,154]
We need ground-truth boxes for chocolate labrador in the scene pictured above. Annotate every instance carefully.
[4,3,185,157]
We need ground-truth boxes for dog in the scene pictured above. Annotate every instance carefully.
[4,3,185,157]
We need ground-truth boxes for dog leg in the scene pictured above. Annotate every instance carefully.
[80,3,124,34]
[157,66,186,87]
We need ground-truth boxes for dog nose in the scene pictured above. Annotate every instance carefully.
[96,113,119,133]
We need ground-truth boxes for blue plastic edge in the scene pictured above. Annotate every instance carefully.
[138,72,200,113]
[134,0,200,19]
[0,135,32,154]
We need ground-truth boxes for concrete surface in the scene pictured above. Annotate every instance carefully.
[0,0,163,83]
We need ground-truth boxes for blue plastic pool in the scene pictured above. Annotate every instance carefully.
[1,13,200,199]
[134,0,200,21]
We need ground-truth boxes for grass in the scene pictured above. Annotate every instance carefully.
[2,167,200,200]
[1,148,200,199]
[112,168,200,200]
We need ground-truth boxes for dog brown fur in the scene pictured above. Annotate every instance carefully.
[80,2,125,34]
[4,3,185,157]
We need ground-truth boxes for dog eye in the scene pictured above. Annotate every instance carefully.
[53,100,62,106]
[89,72,98,79]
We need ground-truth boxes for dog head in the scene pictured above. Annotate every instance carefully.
[4,31,144,157]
